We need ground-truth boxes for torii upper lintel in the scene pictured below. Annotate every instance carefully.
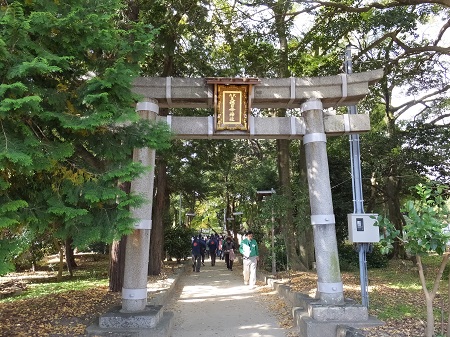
[132,69,383,109]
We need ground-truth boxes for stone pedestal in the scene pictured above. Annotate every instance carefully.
[292,288,382,336]
[265,276,383,337]
[86,263,188,337]
[86,305,173,337]
[100,305,162,329]
[297,301,382,337]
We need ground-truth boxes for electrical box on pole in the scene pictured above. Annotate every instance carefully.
[347,214,380,243]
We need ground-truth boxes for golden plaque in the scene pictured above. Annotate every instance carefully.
[216,84,248,131]
[206,78,260,132]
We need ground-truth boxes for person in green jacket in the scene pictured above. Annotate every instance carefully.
[239,231,259,288]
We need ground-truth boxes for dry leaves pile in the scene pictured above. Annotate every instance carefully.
[0,286,121,336]
[0,257,176,337]
[270,269,431,337]
[258,281,299,337]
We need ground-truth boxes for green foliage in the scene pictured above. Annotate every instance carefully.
[338,243,389,272]
[375,182,449,337]
[403,184,449,256]
[0,262,110,303]
[376,182,450,257]
[375,215,401,255]
[375,302,421,321]
[164,226,196,262]
[85,242,108,254]
[0,0,171,274]
[13,230,55,271]
[0,239,22,275]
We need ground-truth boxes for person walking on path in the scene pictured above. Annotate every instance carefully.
[191,235,205,272]
[222,236,235,271]
[239,230,259,288]
[207,235,218,266]
[217,236,223,260]
[200,236,206,266]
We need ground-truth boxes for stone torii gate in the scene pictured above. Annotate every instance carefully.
[89,69,383,337]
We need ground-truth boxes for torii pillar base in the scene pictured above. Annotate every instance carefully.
[86,305,173,337]
[295,299,383,337]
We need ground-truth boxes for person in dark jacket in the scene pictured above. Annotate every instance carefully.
[207,235,218,266]
[222,236,235,271]
[192,236,206,272]
[200,236,206,266]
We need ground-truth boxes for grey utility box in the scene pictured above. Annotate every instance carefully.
[348,214,380,243]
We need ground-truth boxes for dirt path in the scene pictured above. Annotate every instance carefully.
[165,257,289,337]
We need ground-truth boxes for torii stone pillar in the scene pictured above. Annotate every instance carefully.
[301,99,344,305]
[122,99,158,312]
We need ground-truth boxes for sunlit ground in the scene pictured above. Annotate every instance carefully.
[170,260,288,337]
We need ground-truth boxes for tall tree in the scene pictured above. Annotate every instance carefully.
[133,0,218,274]
[0,0,171,275]
[290,0,450,257]
[350,2,449,256]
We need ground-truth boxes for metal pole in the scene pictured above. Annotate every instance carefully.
[223,208,226,232]
[271,207,276,275]
[345,45,370,308]
[345,47,364,215]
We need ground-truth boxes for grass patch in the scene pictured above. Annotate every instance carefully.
[375,302,421,320]
[0,253,110,303]
[0,278,109,303]
[365,256,450,325]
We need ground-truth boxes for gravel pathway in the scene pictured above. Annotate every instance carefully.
[165,258,288,337]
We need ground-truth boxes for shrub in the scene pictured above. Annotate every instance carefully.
[164,226,196,262]
[338,243,388,271]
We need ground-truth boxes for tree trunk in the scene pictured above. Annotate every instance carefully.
[148,135,169,275]
[57,241,64,282]
[146,22,177,274]
[383,82,407,259]
[299,139,315,269]
[65,237,76,277]
[417,254,450,337]
[109,236,127,292]
[385,170,406,259]
[277,138,308,271]
[447,273,450,337]
[366,172,378,212]
[109,181,130,290]
[271,1,308,272]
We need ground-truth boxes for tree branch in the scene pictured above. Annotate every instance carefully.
[393,84,450,114]
[294,0,450,12]
[391,34,450,54]
[430,113,450,125]
[431,253,450,296]
[435,19,450,46]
